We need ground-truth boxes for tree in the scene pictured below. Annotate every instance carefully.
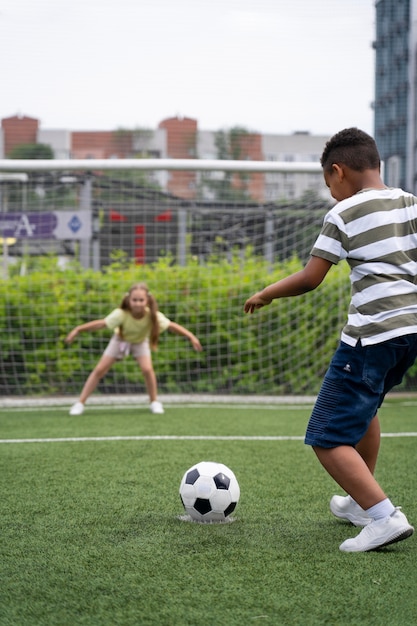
[8,143,54,159]
[103,128,161,191]
[198,127,252,202]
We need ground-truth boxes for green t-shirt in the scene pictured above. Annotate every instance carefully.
[104,308,171,343]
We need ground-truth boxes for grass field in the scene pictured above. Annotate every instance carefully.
[1,398,417,626]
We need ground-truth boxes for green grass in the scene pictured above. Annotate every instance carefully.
[1,399,417,625]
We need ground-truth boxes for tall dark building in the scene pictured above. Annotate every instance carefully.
[374,0,414,190]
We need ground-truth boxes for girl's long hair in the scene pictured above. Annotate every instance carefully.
[120,282,160,350]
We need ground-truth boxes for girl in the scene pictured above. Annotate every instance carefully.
[65,282,203,415]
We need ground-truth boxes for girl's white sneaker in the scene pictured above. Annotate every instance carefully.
[150,401,164,414]
[69,401,85,416]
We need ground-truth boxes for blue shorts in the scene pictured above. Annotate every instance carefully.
[305,335,417,448]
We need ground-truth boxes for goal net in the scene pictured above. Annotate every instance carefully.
[1,161,416,398]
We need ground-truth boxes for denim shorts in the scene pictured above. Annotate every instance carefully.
[305,334,417,448]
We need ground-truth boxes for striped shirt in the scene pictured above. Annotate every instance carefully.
[311,187,417,346]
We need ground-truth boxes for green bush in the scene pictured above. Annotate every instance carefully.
[9,252,413,397]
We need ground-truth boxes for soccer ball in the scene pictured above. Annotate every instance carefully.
[179,461,240,523]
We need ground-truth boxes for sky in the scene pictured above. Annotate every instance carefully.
[0,0,375,136]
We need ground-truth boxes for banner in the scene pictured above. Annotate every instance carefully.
[0,211,92,240]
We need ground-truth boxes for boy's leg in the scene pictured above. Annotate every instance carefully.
[313,444,386,510]
[355,414,380,474]
[314,444,413,551]
[329,413,382,523]
[307,337,417,550]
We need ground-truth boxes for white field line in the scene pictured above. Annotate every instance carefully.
[0,395,318,409]
[0,433,417,444]
[0,404,312,413]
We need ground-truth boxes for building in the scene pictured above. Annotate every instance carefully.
[1,115,39,156]
[196,127,267,202]
[373,0,414,190]
[262,132,326,201]
[158,116,198,200]
[0,113,331,201]
[38,129,71,160]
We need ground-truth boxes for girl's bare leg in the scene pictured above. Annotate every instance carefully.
[79,355,116,404]
[136,355,158,402]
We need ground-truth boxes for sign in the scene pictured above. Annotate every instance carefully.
[0,211,92,240]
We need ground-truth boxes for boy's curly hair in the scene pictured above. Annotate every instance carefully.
[321,127,381,173]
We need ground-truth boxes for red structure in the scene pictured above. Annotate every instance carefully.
[230,131,264,202]
[71,130,133,159]
[1,114,39,157]
[1,113,264,201]
[158,116,198,199]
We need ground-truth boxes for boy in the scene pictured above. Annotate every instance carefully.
[244,128,416,552]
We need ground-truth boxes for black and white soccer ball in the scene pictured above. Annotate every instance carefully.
[179,461,240,523]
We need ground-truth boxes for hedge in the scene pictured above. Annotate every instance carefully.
[1,253,416,396]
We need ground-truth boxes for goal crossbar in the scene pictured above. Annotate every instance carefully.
[0,158,322,174]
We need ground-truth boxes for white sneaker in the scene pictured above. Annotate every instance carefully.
[330,495,372,527]
[339,508,414,552]
[150,401,164,414]
[69,401,85,416]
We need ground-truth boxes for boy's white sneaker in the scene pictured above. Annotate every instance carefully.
[150,401,164,414]
[339,508,414,552]
[330,495,372,527]
[69,401,85,416]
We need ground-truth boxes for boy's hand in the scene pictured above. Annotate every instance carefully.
[244,293,272,314]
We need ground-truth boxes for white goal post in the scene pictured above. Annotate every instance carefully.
[0,158,322,173]
[1,157,411,400]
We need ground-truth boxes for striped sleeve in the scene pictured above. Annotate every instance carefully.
[311,212,348,264]
[317,188,417,346]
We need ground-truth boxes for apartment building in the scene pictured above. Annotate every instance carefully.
[374,0,416,191]
[262,132,326,201]
[0,113,330,201]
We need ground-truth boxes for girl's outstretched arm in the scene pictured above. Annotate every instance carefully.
[167,322,203,352]
[65,319,107,344]
[244,256,333,314]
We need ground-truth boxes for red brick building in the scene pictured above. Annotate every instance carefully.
[71,130,134,159]
[1,113,265,201]
[158,116,198,199]
[1,114,39,157]
[229,131,264,202]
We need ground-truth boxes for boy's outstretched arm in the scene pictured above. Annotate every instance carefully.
[244,256,333,314]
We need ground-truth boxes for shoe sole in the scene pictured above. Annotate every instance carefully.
[341,526,414,552]
[371,526,414,551]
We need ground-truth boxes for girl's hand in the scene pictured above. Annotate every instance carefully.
[190,335,203,352]
[65,328,79,344]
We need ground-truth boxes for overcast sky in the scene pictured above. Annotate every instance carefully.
[0,0,375,136]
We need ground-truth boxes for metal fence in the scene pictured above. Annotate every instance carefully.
[0,159,328,274]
